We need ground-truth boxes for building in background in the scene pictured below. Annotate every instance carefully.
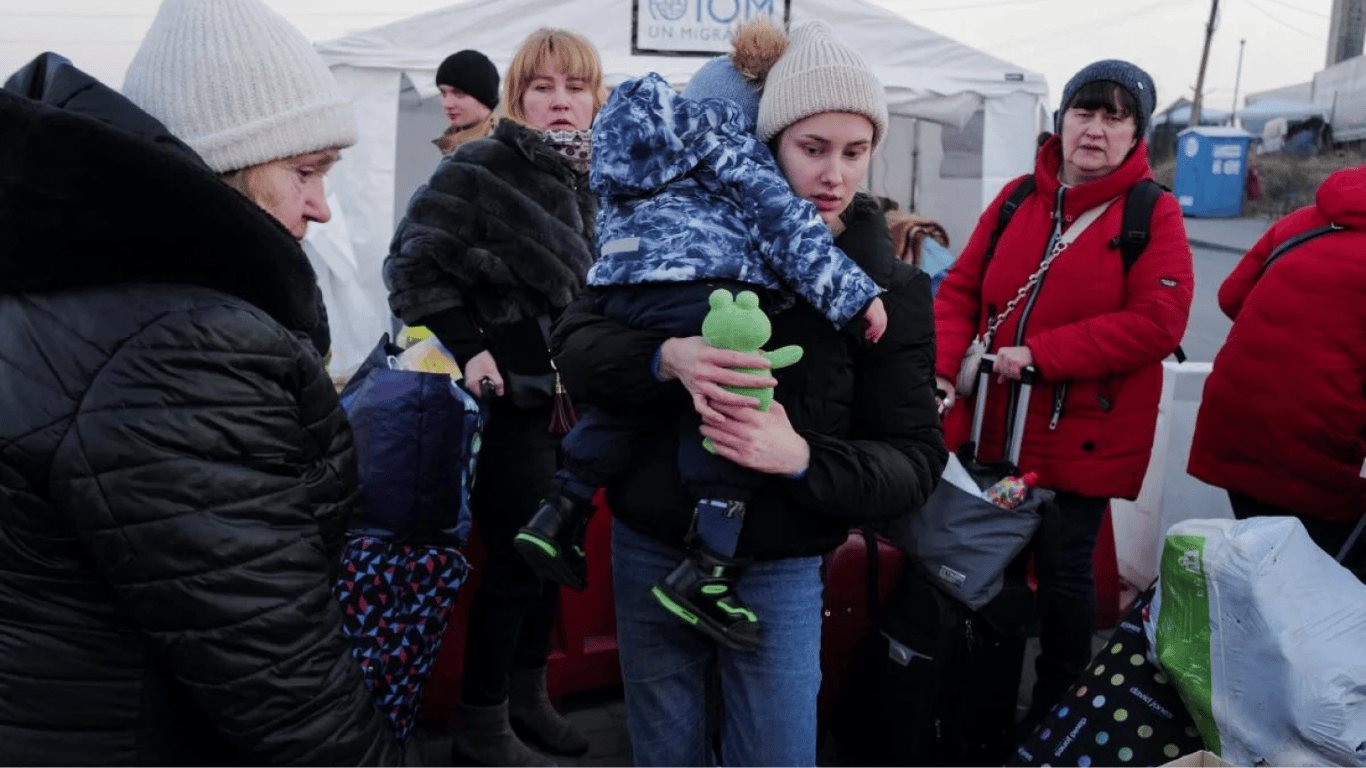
[1327,0,1366,68]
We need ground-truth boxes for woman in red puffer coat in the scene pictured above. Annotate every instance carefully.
[933,60,1194,732]
[1188,165,1366,565]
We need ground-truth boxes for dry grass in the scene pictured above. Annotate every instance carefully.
[1152,151,1366,221]
[1243,151,1366,219]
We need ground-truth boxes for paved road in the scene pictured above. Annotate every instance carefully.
[1179,245,1244,363]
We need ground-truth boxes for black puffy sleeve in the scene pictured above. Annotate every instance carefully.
[50,304,406,766]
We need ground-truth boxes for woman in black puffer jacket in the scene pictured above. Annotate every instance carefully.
[384,28,605,768]
[0,2,406,763]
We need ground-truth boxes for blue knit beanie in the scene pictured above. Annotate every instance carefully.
[1058,59,1156,136]
[684,56,763,126]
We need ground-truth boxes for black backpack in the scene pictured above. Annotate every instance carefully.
[981,176,1187,363]
[1257,223,1343,277]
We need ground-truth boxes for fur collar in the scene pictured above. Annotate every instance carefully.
[0,56,320,335]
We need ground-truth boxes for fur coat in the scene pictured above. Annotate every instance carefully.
[385,118,597,340]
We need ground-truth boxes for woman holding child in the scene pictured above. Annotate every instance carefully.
[551,19,946,766]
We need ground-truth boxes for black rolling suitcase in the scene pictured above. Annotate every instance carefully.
[870,358,1050,766]
[874,563,1033,766]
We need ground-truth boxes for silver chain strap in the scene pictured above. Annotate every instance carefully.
[981,238,1069,344]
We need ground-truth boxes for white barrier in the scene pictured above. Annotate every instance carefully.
[1110,361,1234,588]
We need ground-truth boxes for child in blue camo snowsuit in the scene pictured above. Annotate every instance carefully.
[514,61,885,652]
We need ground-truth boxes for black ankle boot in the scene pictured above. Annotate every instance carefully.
[514,491,594,591]
[651,545,761,653]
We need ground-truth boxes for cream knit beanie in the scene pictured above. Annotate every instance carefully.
[756,20,888,148]
[123,0,357,174]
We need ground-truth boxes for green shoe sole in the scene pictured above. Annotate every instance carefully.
[649,585,760,653]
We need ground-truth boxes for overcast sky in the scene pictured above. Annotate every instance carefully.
[0,0,1333,112]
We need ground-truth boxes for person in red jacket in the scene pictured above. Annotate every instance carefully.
[933,59,1194,731]
[1188,166,1366,569]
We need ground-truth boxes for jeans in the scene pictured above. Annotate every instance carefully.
[1023,491,1108,727]
[461,399,562,705]
[612,519,823,766]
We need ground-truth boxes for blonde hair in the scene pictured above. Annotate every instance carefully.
[502,28,606,127]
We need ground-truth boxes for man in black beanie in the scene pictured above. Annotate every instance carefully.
[436,49,499,130]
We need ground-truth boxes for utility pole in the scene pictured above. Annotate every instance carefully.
[1230,38,1246,127]
[1190,0,1219,127]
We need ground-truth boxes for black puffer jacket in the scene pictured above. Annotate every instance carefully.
[0,57,403,765]
[552,196,947,559]
[385,119,596,377]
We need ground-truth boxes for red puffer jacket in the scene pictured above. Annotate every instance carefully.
[1188,166,1366,521]
[935,137,1194,499]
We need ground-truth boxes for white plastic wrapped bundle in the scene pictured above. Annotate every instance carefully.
[1145,517,1366,767]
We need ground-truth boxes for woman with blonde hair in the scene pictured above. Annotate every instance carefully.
[385,26,605,767]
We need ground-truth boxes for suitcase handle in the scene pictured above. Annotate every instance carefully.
[969,354,1035,467]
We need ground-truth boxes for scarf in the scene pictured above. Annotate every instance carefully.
[540,128,592,173]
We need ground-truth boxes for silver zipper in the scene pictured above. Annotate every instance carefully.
[1003,185,1066,442]
[1049,383,1068,430]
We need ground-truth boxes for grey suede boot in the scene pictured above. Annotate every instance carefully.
[507,667,590,756]
[452,700,555,767]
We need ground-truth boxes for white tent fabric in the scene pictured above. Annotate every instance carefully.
[1236,97,1330,140]
[1153,104,1231,127]
[1236,97,1329,121]
[309,0,1049,376]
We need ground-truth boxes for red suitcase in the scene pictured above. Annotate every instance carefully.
[418,490,621,728]
[817,527,907,732]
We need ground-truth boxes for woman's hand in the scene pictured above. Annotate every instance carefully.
[462,350,504,397]
[701,400,810,476]
[993,346,1035,381]
[934,375,957,416]
[658,336,776,422]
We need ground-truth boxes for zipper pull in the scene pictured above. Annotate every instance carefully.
[1049,384,1066,431]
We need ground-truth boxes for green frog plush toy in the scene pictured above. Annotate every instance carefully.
[700,288,803,452]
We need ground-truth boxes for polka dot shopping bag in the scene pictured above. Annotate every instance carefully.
[1010,585,1205,767]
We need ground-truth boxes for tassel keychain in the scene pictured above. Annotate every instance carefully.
[548,370,577,435]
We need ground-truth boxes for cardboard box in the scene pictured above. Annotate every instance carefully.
[1160,750,1235,767]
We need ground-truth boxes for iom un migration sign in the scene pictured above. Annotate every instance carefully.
[632,0,791,56]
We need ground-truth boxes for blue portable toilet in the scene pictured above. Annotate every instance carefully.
[1173,126,1253,217]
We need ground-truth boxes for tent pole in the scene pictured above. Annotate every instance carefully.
[1230,38,1246,127]
[909,119,920,212]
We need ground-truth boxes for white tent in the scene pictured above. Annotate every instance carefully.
[1235,97,1329,139]
[1152,103,1232,128]
[310,0,1049,375]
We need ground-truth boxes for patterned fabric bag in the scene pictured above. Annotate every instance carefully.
[332,538,469,742]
